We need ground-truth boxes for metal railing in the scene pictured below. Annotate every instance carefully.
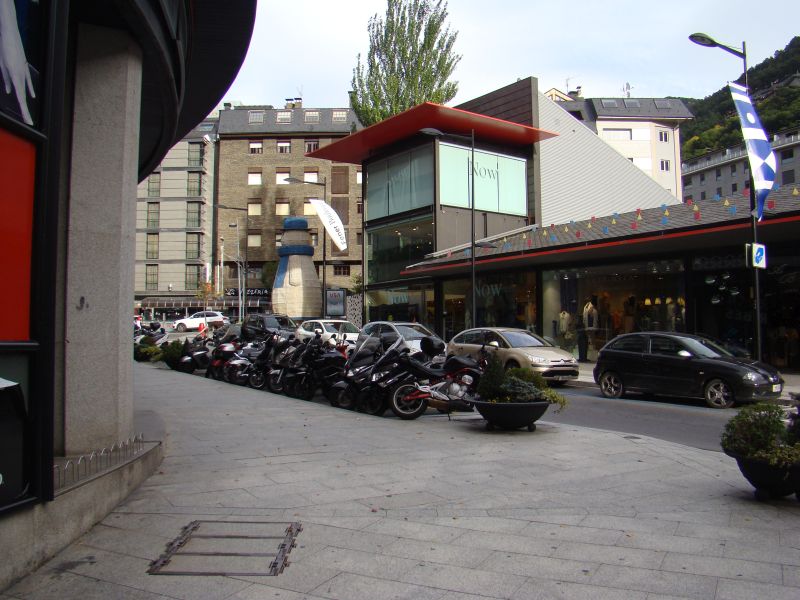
[53,434,146,492]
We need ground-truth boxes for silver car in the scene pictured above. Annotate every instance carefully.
[447,327,579,384]
[358,321,444,353]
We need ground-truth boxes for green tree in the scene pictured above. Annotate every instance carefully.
[261,260,278,289]
[351,0,462,127]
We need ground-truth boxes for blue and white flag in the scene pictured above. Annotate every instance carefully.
[729,82,776,220]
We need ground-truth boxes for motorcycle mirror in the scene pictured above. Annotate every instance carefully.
[314,328,323,335]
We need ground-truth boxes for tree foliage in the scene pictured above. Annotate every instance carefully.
[351,0,462,127]
[680,36,800,160]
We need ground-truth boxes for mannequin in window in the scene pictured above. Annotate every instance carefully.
[559,308,571,334]
[582,297,598,330]
[623,295,636,333]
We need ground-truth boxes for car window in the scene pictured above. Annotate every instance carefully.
[322,323,339,333]
[502,330,549,348]
[190,312,202,319]
[683,337,731,358]
[483,330,508,348]
[609,336,646,352]
[362,324,378,337]
[451,332,466,344]
[650,336,685,356]
[395,324,433,340]
[339,322,359,334]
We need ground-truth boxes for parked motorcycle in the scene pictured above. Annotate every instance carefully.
[283,333,349,400]
[222,340,265,385]
[205,335,241,381]
[176,334,214,373]
[267,335,303,394]
[388,336,483,420]
[247,331,284,390]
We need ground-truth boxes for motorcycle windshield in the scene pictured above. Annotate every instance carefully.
[346,335,382,368]
[373,335,408,370]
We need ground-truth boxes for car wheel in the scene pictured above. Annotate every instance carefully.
[505,360,520,371]
[176,323,187,332]
[704,378,734,409]
[599,371,624,398]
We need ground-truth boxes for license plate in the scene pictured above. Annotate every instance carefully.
[772,384,782,393]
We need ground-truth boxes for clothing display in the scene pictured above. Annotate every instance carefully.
[582,302,598,329]
[559,310,571,334]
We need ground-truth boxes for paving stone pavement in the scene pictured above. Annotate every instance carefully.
[5,363,800,600]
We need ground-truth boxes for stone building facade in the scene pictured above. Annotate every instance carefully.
[216,101,363,308]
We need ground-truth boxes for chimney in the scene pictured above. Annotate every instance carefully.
[294,97,302,108]
[285,98,294,109]
[223,102,232,109]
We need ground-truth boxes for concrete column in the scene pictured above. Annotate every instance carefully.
[64,25,142,453]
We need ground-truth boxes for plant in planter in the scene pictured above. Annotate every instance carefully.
[473,354,568,431]
[721,403,800,501]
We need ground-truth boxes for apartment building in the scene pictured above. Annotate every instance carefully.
[681,125,800,202]
[547,89,692,198]
[216,101,362,300]
[134,119,217,314]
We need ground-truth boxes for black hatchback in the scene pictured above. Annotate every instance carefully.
[593,332,783,408]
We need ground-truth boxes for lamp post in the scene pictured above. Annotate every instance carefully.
[420,127,479,327]
[218,236,224,296]
[228,222,244,322]
[689,32,762,360]
[218,204,249,321]
[285,176,328,316]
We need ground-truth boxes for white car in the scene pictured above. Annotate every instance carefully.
[296,319,361,345]
[172,311,229,332]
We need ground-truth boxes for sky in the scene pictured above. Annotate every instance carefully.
[223,0,800,110]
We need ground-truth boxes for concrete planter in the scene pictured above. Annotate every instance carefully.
[472,400,549,432]
[725,450,800,501]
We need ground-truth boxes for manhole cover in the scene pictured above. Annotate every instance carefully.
[148,520,301,576]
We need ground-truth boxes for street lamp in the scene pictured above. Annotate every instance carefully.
[689,32,762,360]
[420,127,479,327]
[285,176,328,316]
[218,204,249,321]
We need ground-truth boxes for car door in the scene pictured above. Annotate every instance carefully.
[644,335,696,398]
[449,329,483,359]
[602,334,647,390]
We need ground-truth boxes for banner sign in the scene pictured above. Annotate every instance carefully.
[729,82,776,220]
[309,199,347,251]
[326,289,345,316]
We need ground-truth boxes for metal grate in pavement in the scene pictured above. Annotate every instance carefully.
[148,520,302,576]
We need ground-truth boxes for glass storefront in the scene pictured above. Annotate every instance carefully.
[542,259,685,361]
[366,284,435,327]
[365,215,433,284]
[365,145,434,220]
[442,272,536,340]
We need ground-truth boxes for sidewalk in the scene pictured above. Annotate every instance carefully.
[4,363,800,600]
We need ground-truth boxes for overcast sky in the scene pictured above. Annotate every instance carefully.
[223,0,800,110]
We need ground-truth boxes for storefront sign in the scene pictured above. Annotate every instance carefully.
[326,289,345,316]
[225,288,270,297]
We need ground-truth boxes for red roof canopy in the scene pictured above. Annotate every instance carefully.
[307,102,558,164]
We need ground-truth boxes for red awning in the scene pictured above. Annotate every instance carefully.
[307,102,558,164]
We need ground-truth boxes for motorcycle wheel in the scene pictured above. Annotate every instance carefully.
[296,377,316,401]
[335,386,357,410]
[249,370,267,390]
[267,371,284,394]
[390,383,429,420]
[231,366,249,386]
[359,392,387,417]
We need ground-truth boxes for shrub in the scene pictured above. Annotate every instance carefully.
[160,340,185,370]
[476,353,505,401]
[134,344,161,362]
[478,359,568,411]
[721,403,800,468]
[506,367,547,390]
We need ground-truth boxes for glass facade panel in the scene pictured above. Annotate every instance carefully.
[366,159,388,220]
[542,259,685,361]
[366,284,435,327]
[365,145,434,221]
[365,215,433,284]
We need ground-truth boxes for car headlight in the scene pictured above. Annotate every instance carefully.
[743,371,765,383]
[528,355,546,364]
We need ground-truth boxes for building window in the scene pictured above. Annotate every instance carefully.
[731,163,737,175]
[716,187,723,197]
[248,171,262,185]
[332,197,349,225]
[146,233,159,259]
[715,167,722,180]
[275,232,283,247]
[276,201,290,215]
[146,264,158,290]
[304,170,319,183]
[332,110,347,122]
[310,231,318,246]
[304,200,316,216]
[186,232,200,259]
[305,139,319,153]
[333,265,350,276]
[188,142,203,166]
[248,110,264,124]
[186,202,201,227]
[249,265,263,281]
[682,176,692,188]
[782,149,794,161]
[654,99,672,109]
[600,99,618,108]
[187,172,201,196]
[784,169,796,185]
[277,139,291,154]
[624,98,641,108]
[249,141,263,154]
[147,173,161,197]
[700,173,705,183]
[732,183,738,193]
[700,191,706,200]
[185,265,201,291]
[356,232,363,245]
[146,202,160,228]
[356,171,363,185]
[276,169,290,184]
[658,130,669,142]
[660,160,670,172]
[601,128,632,140]
[276,110,292,123]
[248,202,262,216]
[357,201,363,214]
[247,233,261,248]
[304,110,320,123]
[331,166,349,194]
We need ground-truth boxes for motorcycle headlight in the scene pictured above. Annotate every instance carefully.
[528,355,546,364]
